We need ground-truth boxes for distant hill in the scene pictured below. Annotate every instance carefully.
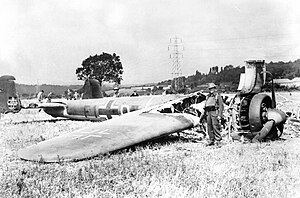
[16,59,300,98]
[15,83,154,98]
[155,59,300,93]
[16,84,83,98]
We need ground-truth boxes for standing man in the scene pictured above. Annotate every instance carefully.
[113,86,120,97]
[130,90,139,97]
[46,92,53,103]
[67,89,73,100]
[37,90,44,103]
[204,83,224,146]
[73,91,79,100]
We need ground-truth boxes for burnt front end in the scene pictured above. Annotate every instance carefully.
[229,60,286,141]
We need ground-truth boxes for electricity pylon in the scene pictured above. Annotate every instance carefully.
[168,36,184,91]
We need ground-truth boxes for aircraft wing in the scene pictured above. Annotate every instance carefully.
[18,109,199,162]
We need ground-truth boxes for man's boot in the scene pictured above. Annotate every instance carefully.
[206,141,215,146]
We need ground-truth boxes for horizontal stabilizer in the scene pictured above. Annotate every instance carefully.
[39,102,66,118]
[38,102,66,108]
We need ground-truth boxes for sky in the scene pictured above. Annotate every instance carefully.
[0,0,299,85]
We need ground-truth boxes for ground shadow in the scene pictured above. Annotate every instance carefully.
[10,118,68,125]
[110,132,205,155]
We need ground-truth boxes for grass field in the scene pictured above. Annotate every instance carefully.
[1,92,300,197]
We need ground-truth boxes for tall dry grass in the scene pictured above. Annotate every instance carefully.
[1,104,300,197]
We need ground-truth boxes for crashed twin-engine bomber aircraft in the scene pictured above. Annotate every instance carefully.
[19,92,206,162]
[18,60,287,162]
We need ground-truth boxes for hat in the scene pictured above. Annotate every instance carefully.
[208,83,216,89]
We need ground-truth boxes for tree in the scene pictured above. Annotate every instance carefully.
[76,52,123,85]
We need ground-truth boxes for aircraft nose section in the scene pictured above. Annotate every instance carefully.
[267,108,287,125]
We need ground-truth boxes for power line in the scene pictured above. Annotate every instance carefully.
[186,43,299,51]
[184,33,294,43]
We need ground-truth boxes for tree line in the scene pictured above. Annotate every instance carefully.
[157,59,300,92]
[75,52,300,93]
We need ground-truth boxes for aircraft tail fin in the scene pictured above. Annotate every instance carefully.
[77,79,103,99]
[0,75,22,114]
[90,79,103,98]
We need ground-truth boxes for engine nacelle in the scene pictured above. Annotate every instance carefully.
[229,60,286,141]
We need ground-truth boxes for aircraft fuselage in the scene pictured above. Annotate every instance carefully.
[41,95,185,121]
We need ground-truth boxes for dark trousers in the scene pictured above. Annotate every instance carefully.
[206,110,222,142]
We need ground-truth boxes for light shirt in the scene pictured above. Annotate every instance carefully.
[205,93,216,107]
[37,92,43,102]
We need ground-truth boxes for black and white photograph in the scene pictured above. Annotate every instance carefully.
[1,0,300,197]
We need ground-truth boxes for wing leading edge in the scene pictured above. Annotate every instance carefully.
[18,111,199,162]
